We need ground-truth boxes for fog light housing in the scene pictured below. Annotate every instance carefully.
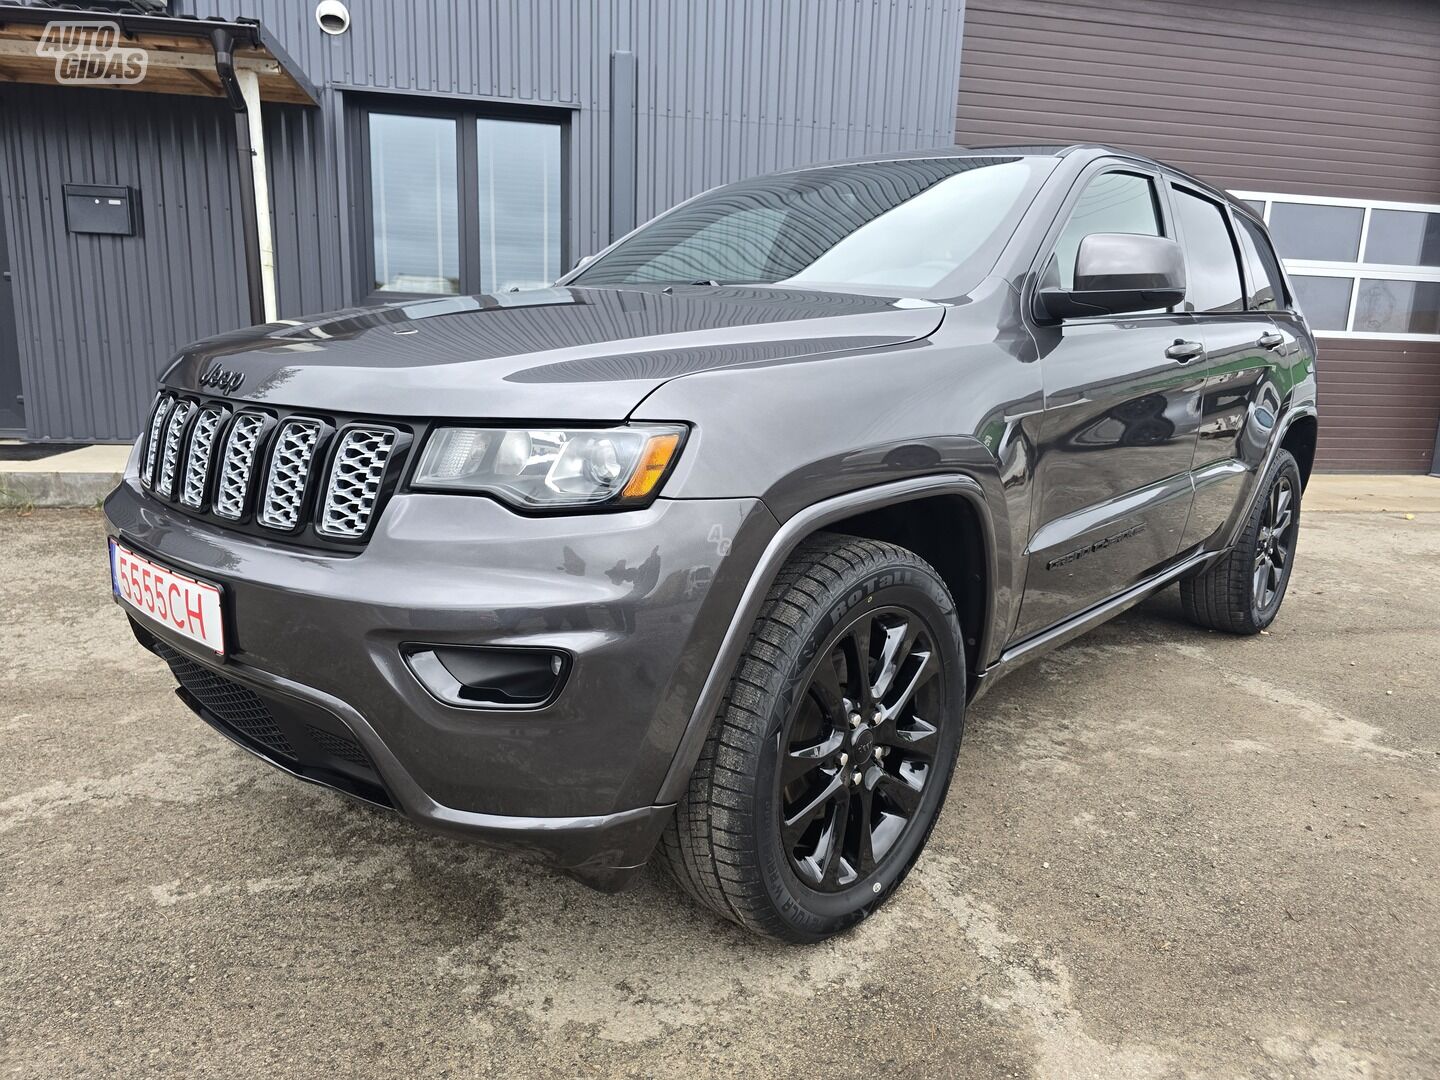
[403,644,570,709]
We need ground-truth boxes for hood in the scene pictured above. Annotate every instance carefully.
[160,285,945,420]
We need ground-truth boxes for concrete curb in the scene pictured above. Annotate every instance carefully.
[0,471,120,509]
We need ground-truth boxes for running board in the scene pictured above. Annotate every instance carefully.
[974,549,1218,697]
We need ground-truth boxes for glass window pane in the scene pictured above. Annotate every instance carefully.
[1054,172,1161,289]
[477,118,563,292]
[1269,202,1363,262]
[1354,279,1440,335]
[1290,275,1353,331]
[1364,209,1440,268]
[370,113,459,295]
[575,156,1048,293]
[1236,216,1286,311]
[1173,189,1244,313]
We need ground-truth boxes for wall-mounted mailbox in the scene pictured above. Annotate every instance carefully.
[63,184,136,237]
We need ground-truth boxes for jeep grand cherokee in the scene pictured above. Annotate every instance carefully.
[106,144,1317,942]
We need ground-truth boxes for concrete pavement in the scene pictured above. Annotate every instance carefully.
[1,505,1437,1078]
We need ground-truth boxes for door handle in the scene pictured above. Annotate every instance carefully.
[1257,330,1285,351]
[1165,339,1204,363]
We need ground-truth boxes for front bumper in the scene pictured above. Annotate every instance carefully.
[105,476,776,888]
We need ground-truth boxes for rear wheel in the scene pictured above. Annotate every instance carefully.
[660,534,965,942]
[1181,449,1302,634]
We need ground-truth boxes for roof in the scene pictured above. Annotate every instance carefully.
[0,2,318,105]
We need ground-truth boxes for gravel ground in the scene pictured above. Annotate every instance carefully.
[2,506,1437,1079]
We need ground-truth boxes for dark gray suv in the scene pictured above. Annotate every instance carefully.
[106,144,1317,942]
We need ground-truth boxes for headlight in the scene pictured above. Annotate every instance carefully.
[412,424,686,510]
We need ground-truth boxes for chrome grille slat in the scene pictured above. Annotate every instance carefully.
[180,407,225,509]
[156,400,195,499]
[318,426,399,539]
[141,394,174,488]
[258,418,324,531]
[213,412,266,520]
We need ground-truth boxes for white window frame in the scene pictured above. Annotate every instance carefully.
[1230,189,1440,342]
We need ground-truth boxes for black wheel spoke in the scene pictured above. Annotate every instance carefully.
[877,770,923,815]
[877,715,938,760]
[781,730,844,787]
[782,772,844,850]
[819,790,852,887]
[854,781,878,875]
[878,645,935,723]
[870,616,910,702]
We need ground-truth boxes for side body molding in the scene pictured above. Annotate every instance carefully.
[654,473,996,805]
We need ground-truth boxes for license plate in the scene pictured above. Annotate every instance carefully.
[109,539,225,655]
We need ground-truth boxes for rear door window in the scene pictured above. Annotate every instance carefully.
[1235,215,1288,311]
[1172,187,1245,314]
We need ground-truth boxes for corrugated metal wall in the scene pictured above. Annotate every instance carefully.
[0,86,250,442]
[954,0,1440,473]
[0,0,967,441]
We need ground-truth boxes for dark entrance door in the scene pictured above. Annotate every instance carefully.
[0,204,24,433]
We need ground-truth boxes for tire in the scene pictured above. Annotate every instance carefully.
[1180,448,1302,635]
[660,533,966,942]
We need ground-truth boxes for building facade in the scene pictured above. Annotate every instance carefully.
[2,0,1438,474]
[0,0,966,443]
[955,0,1440,473]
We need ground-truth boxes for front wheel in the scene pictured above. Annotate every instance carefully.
[660,534,966,942]
[1181,448,1303,634]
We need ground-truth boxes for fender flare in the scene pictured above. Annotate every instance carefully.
[654,473,997,804]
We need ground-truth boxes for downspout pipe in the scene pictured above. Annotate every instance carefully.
[212,28,266,327]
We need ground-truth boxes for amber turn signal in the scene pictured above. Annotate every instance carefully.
[621,432,683,500]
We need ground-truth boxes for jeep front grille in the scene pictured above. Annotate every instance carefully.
[139,394,406,546]
[258,417,323,531]
[212,411,266,521]
[180,406,225,509]
[155,399,195,499]
[317,426,398,539]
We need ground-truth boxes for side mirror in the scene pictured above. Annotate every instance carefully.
[1038,233,1186,319]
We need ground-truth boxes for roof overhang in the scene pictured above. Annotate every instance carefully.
[0,4,318,105]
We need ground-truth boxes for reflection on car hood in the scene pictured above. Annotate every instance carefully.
[160,285,946,420]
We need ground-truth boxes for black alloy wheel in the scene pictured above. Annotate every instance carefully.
[1253,472,1295,610]
[779,606,944,891]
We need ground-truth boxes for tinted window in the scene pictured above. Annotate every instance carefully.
[369,113,459,294]
[1173,189,1245,313]
[574,156,1050,295]
[1053,172,1161,289]
[1364,209,1440,268]
[1269,202,1363,262]
[1354,279,1440,334]
[1290,275,1353,331]
[1235,216,1287,311]
[476,118,563,292]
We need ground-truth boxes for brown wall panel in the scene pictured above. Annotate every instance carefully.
[954,0,1440,202]
[956,0,1440,472]
[1313,340,1440,473]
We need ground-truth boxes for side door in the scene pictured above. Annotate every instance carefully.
[1014,165,1206,641]
[1173,187,1290,548]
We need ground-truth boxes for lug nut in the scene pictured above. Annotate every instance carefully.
[852,770,863,786]
[849,712,862,729]
[838,752,849,767]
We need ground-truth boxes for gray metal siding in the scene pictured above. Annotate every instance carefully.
[0,86,249,442]
[193,0,968,280]
[3,0,966,440]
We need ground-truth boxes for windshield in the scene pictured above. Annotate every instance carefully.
[569,155,1051,297]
